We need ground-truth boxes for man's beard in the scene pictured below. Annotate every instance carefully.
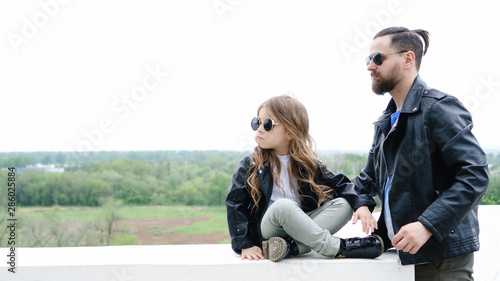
[371,64,403,95]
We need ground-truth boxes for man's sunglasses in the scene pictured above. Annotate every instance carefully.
[365,50,408,66]
[251,117,280,132]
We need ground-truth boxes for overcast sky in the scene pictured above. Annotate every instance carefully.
[1,0,499,153]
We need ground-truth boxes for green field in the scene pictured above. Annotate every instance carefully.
[22,205,226,222]
[5,205,231,247]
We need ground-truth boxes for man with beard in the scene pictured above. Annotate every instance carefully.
[351,27,489,280]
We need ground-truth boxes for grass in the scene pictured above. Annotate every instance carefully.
[120,205,227,220]
[18,205,230,243]
[169,215,228,234]
[19,206,102,220]
[19,205,227,220]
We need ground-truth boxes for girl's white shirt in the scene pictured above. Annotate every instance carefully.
[268,154,301,208]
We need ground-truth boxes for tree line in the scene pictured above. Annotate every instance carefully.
[1,150,499,207]
[2,151,244,207]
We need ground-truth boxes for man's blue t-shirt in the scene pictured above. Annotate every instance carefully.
[384,110,401,240]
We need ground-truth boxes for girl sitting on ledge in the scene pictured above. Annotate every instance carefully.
[226,95,382,262]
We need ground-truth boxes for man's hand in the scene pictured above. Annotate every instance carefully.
[352,206,378,234]
[241,246,265,260]
[392,221,432,254]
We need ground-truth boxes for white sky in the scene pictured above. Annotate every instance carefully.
[1,0,499,153]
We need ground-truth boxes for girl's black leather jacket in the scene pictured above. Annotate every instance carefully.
[226,155,376,254]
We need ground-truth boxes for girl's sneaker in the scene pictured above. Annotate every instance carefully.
[262,237,299,262]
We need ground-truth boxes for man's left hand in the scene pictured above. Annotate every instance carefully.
[392,221,432,255]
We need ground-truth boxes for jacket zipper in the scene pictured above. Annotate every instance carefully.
[380,120,397,194]
[380,118,398,259]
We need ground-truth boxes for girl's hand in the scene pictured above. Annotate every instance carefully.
[352,206,378,234]
[241,246,265,260]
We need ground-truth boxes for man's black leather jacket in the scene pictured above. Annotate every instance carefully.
[352,76,489,265]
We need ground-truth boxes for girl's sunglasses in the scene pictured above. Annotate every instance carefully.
[251,117,280,132]
[365,50,407,66]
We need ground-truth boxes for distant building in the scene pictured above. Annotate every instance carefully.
[17,163,64,173]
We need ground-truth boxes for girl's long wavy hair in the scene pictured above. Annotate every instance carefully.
[247,95,332,211]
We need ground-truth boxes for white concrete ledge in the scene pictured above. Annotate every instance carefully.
[2,206,498,281]
[1,244,412,281]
